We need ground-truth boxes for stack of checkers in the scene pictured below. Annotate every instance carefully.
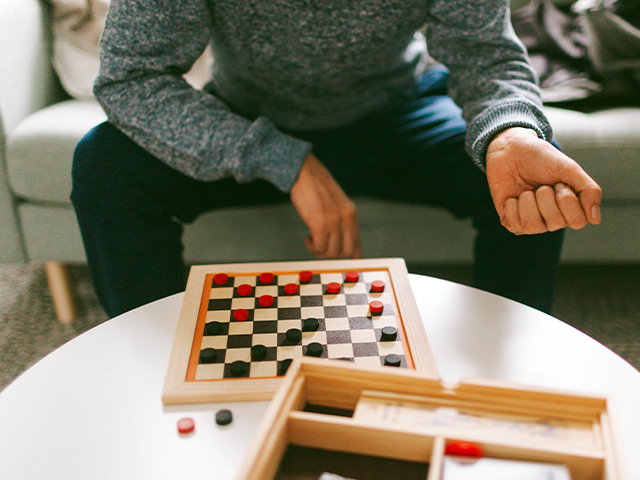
[194,269,406,380]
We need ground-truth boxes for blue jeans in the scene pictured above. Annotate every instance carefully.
[72,65,563,317]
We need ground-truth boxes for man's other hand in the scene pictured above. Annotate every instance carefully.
[290,153,362,258]
[486,127,602,235]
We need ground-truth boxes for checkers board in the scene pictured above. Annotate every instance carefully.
[162,258,437,404]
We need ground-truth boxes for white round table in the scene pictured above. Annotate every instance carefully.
[0,274,638,479]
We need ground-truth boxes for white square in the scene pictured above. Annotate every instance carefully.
[252,333,278,347]
[302,330,327,345]
[324,317,350,331]
[278,274,299,285]
[347,304,370,318]
[234,276,256,287]
[231,297,255,310]
[201,336,228,350]
[321,273,344,284]
[278,319,303,333]
[254,309,278,321]
[209,287,234,299]
[255,285,278,297]
[343,282,367,294]
[353,356,383,368]
[368,292,391,304]
[327,343,354,358]
[225,348,251,363]
[362,271,387,283]
[228,322,254,335]
[374,315,399,328]
[278,296,301,308]
[377,341,404,356]
[206,310,231,322]
[300,284,323,296]
[277,345,302,360]
[195,363,225,380]
[250,361,278,378]
[350,329,377,344]
[322,294,346,306]
[301,306,325,319]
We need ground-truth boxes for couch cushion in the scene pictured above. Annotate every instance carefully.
[544,106,640,202]
[6,99,106,204]
[183,199,475,264]
[18,204,86,262]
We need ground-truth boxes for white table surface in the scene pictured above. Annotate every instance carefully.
[0,274,638,479]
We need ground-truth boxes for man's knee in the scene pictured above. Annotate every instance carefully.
[72,122,145,212]
[73,123,118,191]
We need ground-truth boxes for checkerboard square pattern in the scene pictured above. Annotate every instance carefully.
[193,270,407,381]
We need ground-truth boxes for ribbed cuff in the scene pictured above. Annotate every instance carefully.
[240,118,313,193]
[467,101,553,171]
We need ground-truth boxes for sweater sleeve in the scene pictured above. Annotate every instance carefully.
[94,0,311,193]
[425,0,553,169]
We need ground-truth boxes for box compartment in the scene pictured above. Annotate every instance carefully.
[237,359,627,480]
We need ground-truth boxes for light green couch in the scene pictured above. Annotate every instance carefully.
[2,0,639,322]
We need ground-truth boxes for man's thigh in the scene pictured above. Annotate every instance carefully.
[72,122,290,223]
[311,66,494,219]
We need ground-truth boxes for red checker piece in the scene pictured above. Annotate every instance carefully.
[299,270,313,283]
[213,273,228,285]
[444,441,483,458]
[177,417,195,434]
[345,270,360,282]
[259,295,274,307]
[237,284,253,296]
[369,300,384,314]
[259,272,274,284]
[370,280,385,292]
[284,283,299,295]
[233,309,249,321]
[326,282,342,294]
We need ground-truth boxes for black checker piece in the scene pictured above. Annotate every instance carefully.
[203,321,227,336]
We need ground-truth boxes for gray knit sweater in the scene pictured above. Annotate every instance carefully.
[95,0,552,193]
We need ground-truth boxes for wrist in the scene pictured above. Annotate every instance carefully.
[486,127,539,161]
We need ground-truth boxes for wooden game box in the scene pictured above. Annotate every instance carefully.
[236,358,629,480]
[162,258,437,404]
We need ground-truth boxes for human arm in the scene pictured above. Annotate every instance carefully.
[290,153,362,259]
[426,0,600,233]
[94,0,311,192]
[426,0,551,169]
[486,127,601,234]
[97,0,362,258]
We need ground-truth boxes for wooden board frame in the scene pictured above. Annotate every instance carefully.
[162,258,437,404]
[236,358,629,480]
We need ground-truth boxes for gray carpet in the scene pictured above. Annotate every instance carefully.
[0,263,108,391]
[1,262,639,392]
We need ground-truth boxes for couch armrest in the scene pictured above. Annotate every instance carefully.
[0,0,62,135]
[0,113,27,262]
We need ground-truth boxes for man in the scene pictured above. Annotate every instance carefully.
[72,0,601,318]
